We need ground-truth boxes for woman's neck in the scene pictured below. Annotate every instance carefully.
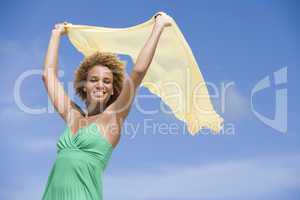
[85,102,106,117]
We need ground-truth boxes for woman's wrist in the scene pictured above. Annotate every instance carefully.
[153,22,165,33]
[51,30,62,38]
[51,22,68,38]
[154,12,173,30]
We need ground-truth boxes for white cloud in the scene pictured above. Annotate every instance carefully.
[17,137,57,152]
[103,154,300,200]
[0,105,38,131]
[0,106,26,120]
[211,82,250,122]
[0,39,45,105]
[224,85,249,121]
[1,154,299,200]
[0,174,45,200]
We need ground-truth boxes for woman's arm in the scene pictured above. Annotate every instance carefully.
[42,22,80,123]
[132,13,172,77]
[106,13,174,118]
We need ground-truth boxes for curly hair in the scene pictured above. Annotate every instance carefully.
[73,52,125,107]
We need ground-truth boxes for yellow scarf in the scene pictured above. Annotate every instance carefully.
[65,12,224,135]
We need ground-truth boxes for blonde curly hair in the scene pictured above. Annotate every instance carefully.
[74,52,125,107]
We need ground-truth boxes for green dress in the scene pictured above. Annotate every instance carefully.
[42,122,113,200]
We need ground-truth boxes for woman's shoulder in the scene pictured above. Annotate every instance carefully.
[70,101,86,116]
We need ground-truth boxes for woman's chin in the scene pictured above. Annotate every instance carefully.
[90,96,107,103]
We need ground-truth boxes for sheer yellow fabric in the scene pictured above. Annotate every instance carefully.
[65,12,224,135]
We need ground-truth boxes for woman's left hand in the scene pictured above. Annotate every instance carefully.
[155,12,174,28]
[52,22,72,36]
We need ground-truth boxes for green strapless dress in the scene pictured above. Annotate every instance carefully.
[42,122,113,200]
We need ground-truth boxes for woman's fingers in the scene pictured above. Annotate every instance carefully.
[55,22,70,27]
[154,13,162,19]
[155,12,174,27]
[53,22,69,36]
[63,21,70,26]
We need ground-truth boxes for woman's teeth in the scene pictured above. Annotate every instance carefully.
[93,91,105,97]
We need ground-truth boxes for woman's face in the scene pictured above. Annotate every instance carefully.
[85,65,114,106]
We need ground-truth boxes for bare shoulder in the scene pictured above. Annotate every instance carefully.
[70,101,85,116]
[65,101,85,125]
[96,111,125,148]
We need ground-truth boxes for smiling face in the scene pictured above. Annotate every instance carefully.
[74,52,125,110]
[84,65,114,106]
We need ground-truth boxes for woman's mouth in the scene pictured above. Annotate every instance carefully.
[92,90,106,98]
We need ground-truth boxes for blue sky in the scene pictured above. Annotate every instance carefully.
[0,0,299,199]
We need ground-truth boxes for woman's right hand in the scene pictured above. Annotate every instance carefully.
[52,22,70,36]
[154,12,174,28]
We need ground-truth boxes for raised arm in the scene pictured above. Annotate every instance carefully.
[106,13,174,118]
[42,22,81,123]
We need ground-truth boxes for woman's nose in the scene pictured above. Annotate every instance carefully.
[95,81,105,89]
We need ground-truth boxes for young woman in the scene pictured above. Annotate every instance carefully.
[41,13,173,200]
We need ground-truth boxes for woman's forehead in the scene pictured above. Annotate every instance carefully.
[88,65,113,77]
